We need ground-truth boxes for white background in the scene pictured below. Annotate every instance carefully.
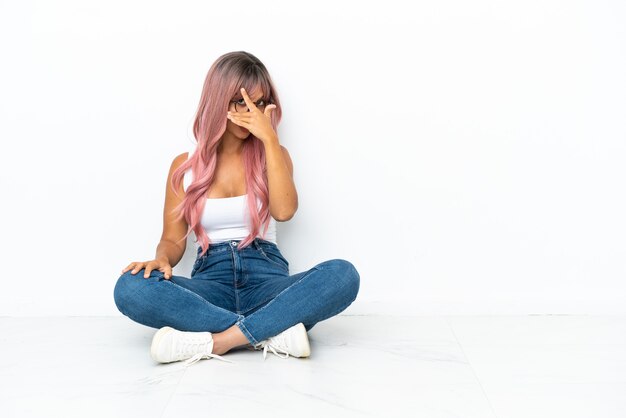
[1,0,624,316]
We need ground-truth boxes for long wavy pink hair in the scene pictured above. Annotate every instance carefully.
[169,51,283,257]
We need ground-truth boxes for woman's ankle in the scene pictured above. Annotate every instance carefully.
[211,335,231,355]
[211,324,252,355]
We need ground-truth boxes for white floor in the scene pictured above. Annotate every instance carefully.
[1,315,625,418]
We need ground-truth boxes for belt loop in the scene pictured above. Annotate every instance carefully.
[253,237,261,251]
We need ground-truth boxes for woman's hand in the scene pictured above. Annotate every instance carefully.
[226,87,278,144]
[121,257,173,280]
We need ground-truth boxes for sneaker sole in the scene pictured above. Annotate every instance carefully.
[151,326,175,363]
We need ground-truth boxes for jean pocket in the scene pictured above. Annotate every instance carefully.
[258,246,289,272]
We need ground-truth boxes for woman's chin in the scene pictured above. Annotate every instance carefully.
[230,130,248,139]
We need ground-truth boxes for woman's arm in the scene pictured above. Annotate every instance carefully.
[156,153,189,267]
[226,88,298,222]
[264,139,298,221]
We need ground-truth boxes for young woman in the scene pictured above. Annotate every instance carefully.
[113,51,360,367]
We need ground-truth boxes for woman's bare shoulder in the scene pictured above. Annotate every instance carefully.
[165,152,190,198]
[166,152,190,187]
[170,152,189,172]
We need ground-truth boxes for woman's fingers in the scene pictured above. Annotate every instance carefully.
[122,263,135,273]
[144,262,156,278]
[121,260,172,279]
[121,262,139,274]
[121,262,144,275]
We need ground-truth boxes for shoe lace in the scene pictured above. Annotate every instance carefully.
[177,337,236,367]
[183,351,234,367]
[259,333,290,361]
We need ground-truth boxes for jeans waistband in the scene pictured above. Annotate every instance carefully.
[196,237,277,255]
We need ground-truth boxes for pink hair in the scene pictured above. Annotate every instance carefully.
[169,51,283,257]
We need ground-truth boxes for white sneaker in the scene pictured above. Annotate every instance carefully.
[254,322,311,360]
[150,326,235,366]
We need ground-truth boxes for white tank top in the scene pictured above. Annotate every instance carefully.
[182,143,277,245]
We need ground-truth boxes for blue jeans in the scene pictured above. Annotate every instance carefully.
[113,238,360,346]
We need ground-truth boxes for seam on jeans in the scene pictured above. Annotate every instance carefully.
[229,246,242,313]
[237,266,320,341]
[257,246,289,272]
[235,321,258,345]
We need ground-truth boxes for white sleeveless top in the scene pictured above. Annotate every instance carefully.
[182,143,277,245]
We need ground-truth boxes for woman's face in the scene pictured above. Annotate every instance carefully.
[225,89,265,139]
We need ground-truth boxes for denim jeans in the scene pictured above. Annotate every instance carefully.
[113,238,360,346]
